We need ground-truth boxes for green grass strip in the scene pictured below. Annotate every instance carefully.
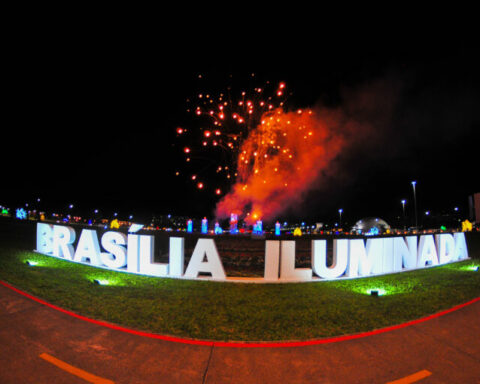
[1,245,479,342]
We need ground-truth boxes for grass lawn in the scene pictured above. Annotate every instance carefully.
[1,219,479,342]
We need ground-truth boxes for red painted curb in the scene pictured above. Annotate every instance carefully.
[2,280,479,348]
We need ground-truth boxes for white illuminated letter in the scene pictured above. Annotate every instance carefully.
[52,225,76,260]
[74,229,102,266]
[312,239,347,279]
[453,232,469,260]
[417,235,439,267]
[138,235,168,277]
[280,241,312,281]
[36,222,53,254]
[382,238,395,273]
[393,236,417,271]
[100,231,127,269]
[436,234,455,264]
[127,234,140,273]
[169,237,184,277]
[347,238,383,277]
[264,240,280,281]
[184,239,226,279]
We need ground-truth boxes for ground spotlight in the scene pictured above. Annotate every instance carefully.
[367,288,385,297]
[93,279,109,285]
[26,260,38,266]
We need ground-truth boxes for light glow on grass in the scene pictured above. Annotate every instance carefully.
[457,264,480,272]
[26,260,39,266]
[93,279,111,286]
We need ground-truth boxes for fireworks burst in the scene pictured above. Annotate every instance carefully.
[176,73,290,194]
[176,73,348,224]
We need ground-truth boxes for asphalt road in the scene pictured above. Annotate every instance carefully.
[0,282,479,383]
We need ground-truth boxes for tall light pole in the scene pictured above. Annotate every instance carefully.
[339,209,343,229]
[401,199,406,230]
[411,181,418,230]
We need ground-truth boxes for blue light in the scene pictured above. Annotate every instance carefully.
[187,219,193,233]
[201,218,208,234]
[366,227,379,236]
[230,213,238,234]
[275,222,281,236]
[252,220,263,235]
[16,208,27,220]
[214,222,223,234]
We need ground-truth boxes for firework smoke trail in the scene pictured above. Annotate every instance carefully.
[179,74,397,224]
[215,107,347,223]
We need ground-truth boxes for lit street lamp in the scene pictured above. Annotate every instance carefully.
[401,200,406,230]
[338,209,343,228]
[411,181,418,230]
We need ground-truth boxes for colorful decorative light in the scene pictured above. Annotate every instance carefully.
[201,217,208,234]
[275,221,281,236]
[214,222,223,234]
[252,220,263,235]
[187,219,193,233]
[16,208,27,220]
[230,213,238,234]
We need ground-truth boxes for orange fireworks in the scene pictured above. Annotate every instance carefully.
[215,107,345,224]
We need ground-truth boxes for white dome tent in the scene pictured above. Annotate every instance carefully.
[351,217,391,235]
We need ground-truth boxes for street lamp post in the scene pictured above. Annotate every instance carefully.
[338,209,343,229]
[411,181,418,230]
[401,200,406,230]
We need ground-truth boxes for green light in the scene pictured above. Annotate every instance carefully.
[458,265,479,272]
[26,260,38,266]
[93,279,110,285]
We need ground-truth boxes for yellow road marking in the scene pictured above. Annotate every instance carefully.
[39,353,115,384]
[386,370,432,384]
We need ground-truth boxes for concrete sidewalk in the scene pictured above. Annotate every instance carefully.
[0,282,479,383]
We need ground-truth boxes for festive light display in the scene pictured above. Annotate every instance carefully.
[187,219,193,233]
[230,213,238,234]
[275,221,281,236]
[214,222,223,234]
[252,220,263,235]
[201,217,208,234]
[16,208,27,220]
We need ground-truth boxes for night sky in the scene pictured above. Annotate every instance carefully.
[3,31,479,228]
